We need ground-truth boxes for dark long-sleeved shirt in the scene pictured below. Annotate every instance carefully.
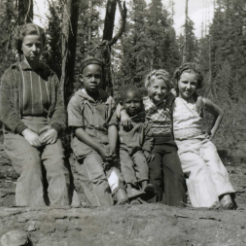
[118,115,154,156]
[0,61,66,134]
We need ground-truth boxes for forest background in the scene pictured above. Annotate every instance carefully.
[0,0,245,163]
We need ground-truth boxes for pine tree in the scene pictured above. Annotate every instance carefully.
[120,0,149,86]
[178,18,198,64]
[204,0,246,152]
[73,0,104,91]
[119,0,180,89]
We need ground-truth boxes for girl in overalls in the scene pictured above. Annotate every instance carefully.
[172,63,236,209]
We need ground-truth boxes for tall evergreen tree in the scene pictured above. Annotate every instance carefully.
[119,0,179,88]
[177,18,198,64]
[120,0,149,85]
[203,0,246,150]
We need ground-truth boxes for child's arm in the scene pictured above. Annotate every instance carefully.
[203,98,224,140]
[142,122,155,162]
[108,125,118,156]
[116,104,133,131]
[75,128,111,162]
[68,97,112,162]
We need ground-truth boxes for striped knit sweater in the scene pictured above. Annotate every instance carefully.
[0,61,66,135]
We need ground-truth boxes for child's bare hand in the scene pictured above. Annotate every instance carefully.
[40,128,58,144]
[143,151,155,163]
[207,129,216,141]
[102,161,111,172]
[98,147,113,162]
[22,129,41,147]
[120,108,133,131]
[121,119,133,131]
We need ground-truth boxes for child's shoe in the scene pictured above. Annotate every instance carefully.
[220,194,237,210]
[141,183,155,200]
[115,188,129,205]
[144,184,155,194]
[127,187,145,200]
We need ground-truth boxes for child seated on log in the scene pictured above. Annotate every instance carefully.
[172,63,236,209]
[67,56,128,206]
[119,70,187,206]
[117,85,155,201]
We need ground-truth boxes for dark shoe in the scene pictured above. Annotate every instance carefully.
[144,184,155,194]
[141,184,155,201]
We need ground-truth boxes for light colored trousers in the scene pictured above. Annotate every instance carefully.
[4,117,70,207]
[176,138,235,207]
[71,137,124,206]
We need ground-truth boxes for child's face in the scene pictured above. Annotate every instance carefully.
[82,64,102,93]
[22,35,44,63]
[178,72,198,100]
[147,79,169,103]
[123,91,142,117]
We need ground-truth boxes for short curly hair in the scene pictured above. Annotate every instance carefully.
[119,85,142,102]
[173,63,203,89]
[14,23,46,54]
[144,69,172,90]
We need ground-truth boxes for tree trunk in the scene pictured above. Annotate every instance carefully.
[183,0,188,63]
[18,0,33,25]
[103,0,117,41]
[61,0,80,106]
[100,0,118,96]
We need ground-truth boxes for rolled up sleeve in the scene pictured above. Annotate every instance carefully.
[67,96,83,128]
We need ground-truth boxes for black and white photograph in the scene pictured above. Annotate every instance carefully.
[0,0,245,245]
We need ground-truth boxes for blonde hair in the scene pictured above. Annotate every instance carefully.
[14,23,46,55]
[144,69,172,89]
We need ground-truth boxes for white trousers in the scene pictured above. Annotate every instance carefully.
[176,138,235,207]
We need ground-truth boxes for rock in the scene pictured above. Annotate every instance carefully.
[1,230,29,246]
[0,205,246,246]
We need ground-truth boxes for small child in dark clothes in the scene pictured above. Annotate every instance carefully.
[118,85,155,200]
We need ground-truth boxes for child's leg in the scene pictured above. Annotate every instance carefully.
[42,140,70,206]
[162,145,187,206]
[177,140,219,207]
[119,150,146,199]
[76,153,114,206]
[132,151,154,194]
[132,151,149,183]
[4,134,46,207]
[201,140,235,208]
[201,140,235,196]
[148,145,163,202]
[119,149,138,187]
[105,167,128,205]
